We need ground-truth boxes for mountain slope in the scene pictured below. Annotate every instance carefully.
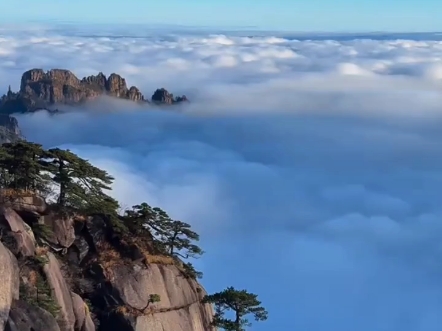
[0,197,214,331]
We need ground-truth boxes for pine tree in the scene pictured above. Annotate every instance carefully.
[181,262,203,279]
[203,287,268,331]
[41,148,75,206]
[34,274,61,317]
[124,203,170,237]
[43,148,119,214]
[0,141,50,194]
[162,220,203,258]
[124,203,203,259]
[0,142,120,217]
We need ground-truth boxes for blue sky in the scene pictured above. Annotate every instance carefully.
[1,0,440,32]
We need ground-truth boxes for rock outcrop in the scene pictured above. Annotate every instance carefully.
[6,300,61,331]
[0,114,21,136]
[0,207,36,257]
[151,88,188,105]
[0,241,19,330]
[39,213,76,249]
[5,194,48,215]
[0,113,22,143]
[43,253,77,331]
[0,69,189,115]
[102,263,212,331]
[71,292,95,331]
[0,69,189,142]
[0,194,214,331]
[19,69,145,105]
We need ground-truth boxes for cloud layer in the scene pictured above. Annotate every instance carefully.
[4,25,442,330]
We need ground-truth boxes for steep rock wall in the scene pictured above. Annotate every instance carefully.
[0,196,214,331]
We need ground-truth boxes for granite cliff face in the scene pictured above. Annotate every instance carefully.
[0,195,214,331]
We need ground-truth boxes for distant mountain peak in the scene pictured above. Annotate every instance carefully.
[0,68,188,114]
[0,68,189,143]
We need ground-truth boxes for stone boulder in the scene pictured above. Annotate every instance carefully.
[6,194,48,215]
[0,207,36,256]
[39,212,76,248]
[5,299,61,331]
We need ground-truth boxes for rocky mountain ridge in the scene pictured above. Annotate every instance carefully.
[0,194,214,331]
[0,68,189,142]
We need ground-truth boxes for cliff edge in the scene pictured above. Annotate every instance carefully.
[0,194,214,331]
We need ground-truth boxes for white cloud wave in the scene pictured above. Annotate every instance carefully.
[3,26,442,330]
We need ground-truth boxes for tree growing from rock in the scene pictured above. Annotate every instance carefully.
[0,141,50,194]
[124,202,168,236]
[162,220,203,258]
[19,273,61,318]
[181,262,203,279]
[42,147,119,214]
[41,148,76,206]
[124,202,203,258]
[148,294,161,306]
[0,142,120,218]
[34,274,61,317]
[203,287,268,331]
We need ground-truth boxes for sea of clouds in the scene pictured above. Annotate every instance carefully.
[2,24,442,330]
